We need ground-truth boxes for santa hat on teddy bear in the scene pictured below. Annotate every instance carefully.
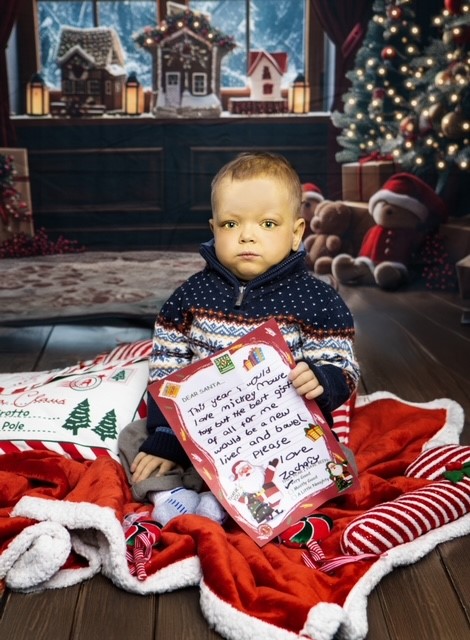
[368,172,448,225]
[302,182,324,203]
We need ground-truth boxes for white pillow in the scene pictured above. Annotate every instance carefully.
[0,355,149,462]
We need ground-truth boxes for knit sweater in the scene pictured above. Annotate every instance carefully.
[142,240,360,467]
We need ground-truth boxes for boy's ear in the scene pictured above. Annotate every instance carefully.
[209,218,214,233]
[292,217,305,250]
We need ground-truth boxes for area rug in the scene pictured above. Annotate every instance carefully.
[0,251,205,325]
[1,390,469,640]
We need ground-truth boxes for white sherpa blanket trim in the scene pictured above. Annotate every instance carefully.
[7,497,201,594]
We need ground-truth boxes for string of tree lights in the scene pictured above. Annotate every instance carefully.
[332,0,422,163]
[385,0,470,180]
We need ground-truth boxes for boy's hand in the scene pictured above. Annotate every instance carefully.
[288,362,324,400]
[130,452,178,483]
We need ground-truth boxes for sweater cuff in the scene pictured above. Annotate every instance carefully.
[139,427,190,468]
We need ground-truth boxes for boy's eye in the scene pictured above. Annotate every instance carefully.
[262,220,277,229]
[222,221,237,229]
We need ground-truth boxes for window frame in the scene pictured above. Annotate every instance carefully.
[15,0,326,114]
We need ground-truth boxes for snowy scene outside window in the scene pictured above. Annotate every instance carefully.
[37,0,306,90]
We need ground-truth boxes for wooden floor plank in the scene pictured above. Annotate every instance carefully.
[156,588,223,640]
[378,552,470,640]
[0,585,80,640]
[342,286,470,435]
[71,575,157,640]
[439,537,470,618]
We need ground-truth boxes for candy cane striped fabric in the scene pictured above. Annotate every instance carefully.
[406,444,470,480]
[331,394,354,444]
[341,477,470,555]
[93,339,153,365]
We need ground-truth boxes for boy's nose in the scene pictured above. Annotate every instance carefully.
[239,226,255,242]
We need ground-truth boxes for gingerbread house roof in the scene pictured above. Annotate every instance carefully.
[134,8,235,54]
[248,51,288,77]
[56,26,126,68]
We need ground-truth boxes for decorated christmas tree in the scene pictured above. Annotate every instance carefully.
[332,0,422,163]
[385,0,470,210]
[93,409,118,442]
[62,399,91,436]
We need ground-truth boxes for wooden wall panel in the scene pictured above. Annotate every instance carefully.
[14,116,330,250]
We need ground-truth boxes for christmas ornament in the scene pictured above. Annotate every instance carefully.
[428,102,447,128]
[400,115,417,139]
[434,70,452,87]
[381,45,398,60]
[451,62,469,82]
[279,513,333,568]
[441,110,465,138]
[444,0,464,15]
[418,111,433,134]
[387,5,404,20]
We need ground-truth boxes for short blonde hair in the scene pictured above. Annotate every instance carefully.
[211,152,302,218]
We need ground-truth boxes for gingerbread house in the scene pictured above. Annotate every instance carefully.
[134,7,235,117]
[229,51,288,115]
[56,26,126,112]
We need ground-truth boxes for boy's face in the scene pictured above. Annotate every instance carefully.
[210,176,305,281]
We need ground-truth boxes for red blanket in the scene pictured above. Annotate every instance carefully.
[1,392,469,640]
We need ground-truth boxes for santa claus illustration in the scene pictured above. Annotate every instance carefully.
[326,458,354,492]
[232,459,283,523]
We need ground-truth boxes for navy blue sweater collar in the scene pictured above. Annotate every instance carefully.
[199,239,308,292]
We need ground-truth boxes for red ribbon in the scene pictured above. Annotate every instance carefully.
[358,151,394,165]
[356,152,395,201]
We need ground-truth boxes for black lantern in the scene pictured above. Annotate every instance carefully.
[124,72,144,115]
[26,73,50,116]
[287,73,311,114]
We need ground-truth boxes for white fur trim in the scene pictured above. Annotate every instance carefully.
[303,191,324,202]
[200,579,299,640]
[0,521,72,591]
[369,189,428,222]
[11,496,202,594]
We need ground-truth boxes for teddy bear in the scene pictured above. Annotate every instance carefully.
[300,182,324,241]
[304,199,375,275]
[331,173,448,290]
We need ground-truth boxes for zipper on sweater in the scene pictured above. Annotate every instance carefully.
[235,285,246,307]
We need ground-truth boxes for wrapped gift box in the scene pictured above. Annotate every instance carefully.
[342,160,397,202]
[0,147,34,243]
[305,424,324,442]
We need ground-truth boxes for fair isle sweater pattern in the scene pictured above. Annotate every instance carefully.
[143,242,360,466]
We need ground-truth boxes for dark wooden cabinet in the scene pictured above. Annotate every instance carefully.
[13,115,332,250]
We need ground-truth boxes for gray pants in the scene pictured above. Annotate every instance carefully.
[118,419,204,502]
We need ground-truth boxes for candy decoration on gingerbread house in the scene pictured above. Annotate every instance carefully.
[134,4,235,117]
